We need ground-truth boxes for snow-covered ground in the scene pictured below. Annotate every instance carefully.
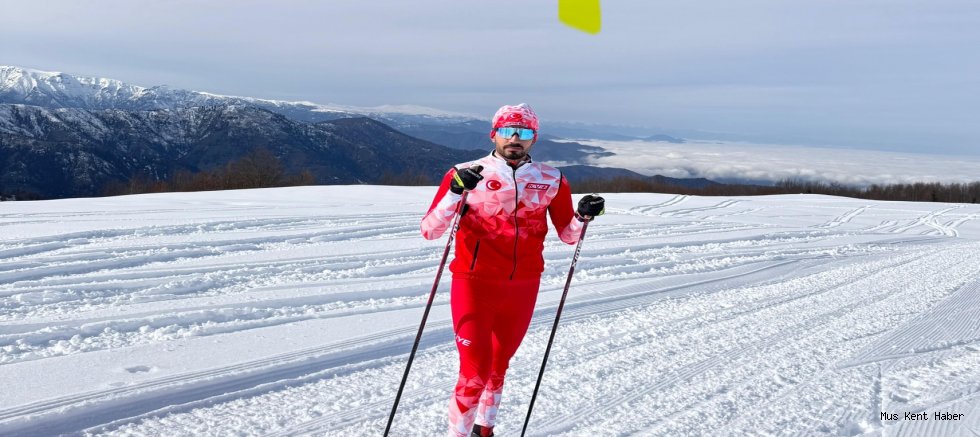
[2,186,979,436]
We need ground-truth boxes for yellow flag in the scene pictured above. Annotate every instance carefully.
[559,0,601,34]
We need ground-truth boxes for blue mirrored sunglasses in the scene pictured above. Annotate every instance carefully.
[496,127,536,140]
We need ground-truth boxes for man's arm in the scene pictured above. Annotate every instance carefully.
[420,169,462,240]
[548,175,584,245]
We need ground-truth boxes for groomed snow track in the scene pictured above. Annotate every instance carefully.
[1,187,979,436]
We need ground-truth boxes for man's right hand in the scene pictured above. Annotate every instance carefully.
[450,165,484,194]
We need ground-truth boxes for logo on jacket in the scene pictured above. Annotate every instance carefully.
[526,183,549,190]
[487,180,503,191]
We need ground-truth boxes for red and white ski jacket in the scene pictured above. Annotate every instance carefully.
[421,152,583,280]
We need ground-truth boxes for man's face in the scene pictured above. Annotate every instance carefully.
[493,126,536,161]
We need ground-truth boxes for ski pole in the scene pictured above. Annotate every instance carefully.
[521,220,590,437]
[384,190,469,437]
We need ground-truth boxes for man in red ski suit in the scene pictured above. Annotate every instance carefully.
[420,103,605,437]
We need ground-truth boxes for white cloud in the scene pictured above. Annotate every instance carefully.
[575,139,980,186]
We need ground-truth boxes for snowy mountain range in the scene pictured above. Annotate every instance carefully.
[0,66,703,199]
[0,66,675,140]
[0,66,478,126]
[0,102,483,198]
[0,66,501,198]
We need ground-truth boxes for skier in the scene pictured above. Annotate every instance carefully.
[421,103,605,437]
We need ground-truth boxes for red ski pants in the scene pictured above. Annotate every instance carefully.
[447,277,540,437]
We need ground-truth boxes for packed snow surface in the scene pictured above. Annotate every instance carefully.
[2,186,979,436]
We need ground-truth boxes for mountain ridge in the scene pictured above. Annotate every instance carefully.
[0,103,483,198]
[0,66,480,126]
[0,65,714,199]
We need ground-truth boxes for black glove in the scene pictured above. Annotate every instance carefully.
[449,165,484,195]
[577,194,605,221]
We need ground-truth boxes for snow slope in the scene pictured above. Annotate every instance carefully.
[1,187,979,436]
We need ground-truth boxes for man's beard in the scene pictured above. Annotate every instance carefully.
[500,144,527,160]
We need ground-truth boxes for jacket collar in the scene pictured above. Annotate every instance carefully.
[490,150,532,169]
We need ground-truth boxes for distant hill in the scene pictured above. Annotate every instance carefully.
[397,123,614,162]
[0,104,482,198]
[557,165,720,189]
[644,134,685,143]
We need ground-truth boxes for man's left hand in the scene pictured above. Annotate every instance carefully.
[577,194,605,221]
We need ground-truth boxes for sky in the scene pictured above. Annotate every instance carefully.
[2,0,979,156]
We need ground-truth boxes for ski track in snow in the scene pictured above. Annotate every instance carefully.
[1,187,979,436]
